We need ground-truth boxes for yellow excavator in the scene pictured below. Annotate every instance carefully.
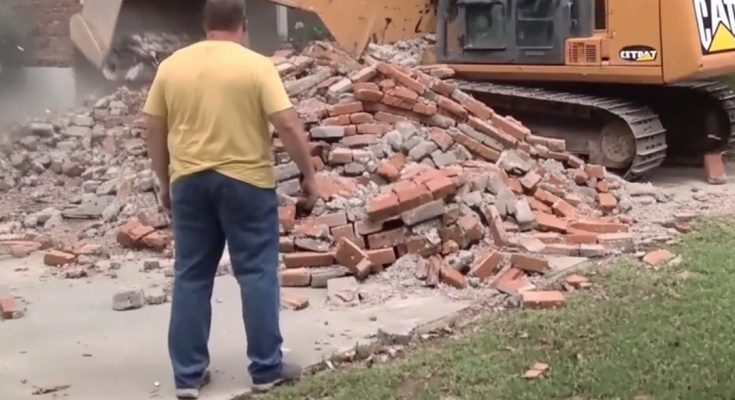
[69,0,735,179]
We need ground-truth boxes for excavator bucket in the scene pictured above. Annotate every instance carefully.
[70,0,435,73]
[69,0,203,72]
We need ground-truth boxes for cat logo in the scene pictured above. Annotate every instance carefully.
[694,0,735,54]
[619,46,658,62]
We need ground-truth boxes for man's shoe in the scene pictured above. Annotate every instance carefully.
[251,362,302,393]
[176,370,211,399]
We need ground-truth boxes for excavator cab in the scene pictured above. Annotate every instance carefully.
[437,0,593,65]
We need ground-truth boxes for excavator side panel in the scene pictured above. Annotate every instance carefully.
[662,0,735,83]
[69,0,125,68]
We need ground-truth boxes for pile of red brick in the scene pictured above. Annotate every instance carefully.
[268,43,635,305]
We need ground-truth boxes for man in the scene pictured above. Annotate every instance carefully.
[143,0,317,398]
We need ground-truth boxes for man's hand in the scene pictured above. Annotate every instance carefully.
[158,185,172,213]
[297,175,319,212]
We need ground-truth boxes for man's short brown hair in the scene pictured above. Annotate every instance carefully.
[203,0,245,31]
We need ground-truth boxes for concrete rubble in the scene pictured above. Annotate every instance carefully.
[0,40,717,320]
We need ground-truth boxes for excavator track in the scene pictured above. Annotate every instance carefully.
[454,80,668,180]
[673,80,735,154]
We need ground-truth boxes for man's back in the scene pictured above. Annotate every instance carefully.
[143,40,292,189]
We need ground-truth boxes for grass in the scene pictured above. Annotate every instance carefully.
[254,219,735,400]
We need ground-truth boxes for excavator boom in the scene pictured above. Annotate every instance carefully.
[69,0,435,70]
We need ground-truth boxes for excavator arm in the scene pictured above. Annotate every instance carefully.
[69,0,435,70]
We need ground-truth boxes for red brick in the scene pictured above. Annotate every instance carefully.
[563,193,582,207]
[329,101,363,116]
[598,193,618,212]
[278,203,297,231]
[428,127,454,151]
[388,86,419,102]
[283,252,335,268]
[570,220,628,233]
[704,152,727,184]
[497,274,535,296]
[312,156,326,172]
[534,212,568,233]
[643,249,675,267]
[281,293,310,310]
[528,197,552,214]
[393,181,433,211]
[534,232,564,243]
[0,295,18,319]
[280,268,311,287]
[491,114,530,141]
[142,230,171,251]
[458,215,484,244]
[565,274,591,289]
[322,114,351,126]
[366,247,397,266]
[331,223,356,241]
[313,211,346,228]
[489,267,526,289]
[461,97,494,120]
[341,134,378,148]
[469,251,502,281]
[117,219,155,248]
[442,240,460,255]
[352,82,380,92]
[377,162,400,182]
[552,199,577,219]
[367,227,408,249]
[520,172,542,192]
[279,237,295,253]
[355,219,385,235]
[413,101,438,116]
[350,65,378,82]
[511,254,551,274]
[423,175,456,199]
[440,268,467,289]
[44,250,77,267]
[522,291,565,309]
[353,88,384,102]
[436,95,468,120]
[431,80,456,97]
[335,238,370,272]
[365,102,423,122]
[566,232,598,244]
[534,188,562,206]
[378,79,396,90]
[375,111,410,124]
[543,243,580,256]
[382,93,417,110]
[350,112,374,125]
[405,236,440,257]
[344,125,358,136]
[367,193,400,220]
[377,63,426,94]
[507,178,523,195]
[357,123,393,136]
[596,179,611,193]
[468,116,518,148]
[585,164,606,179]
[5,240,42,258]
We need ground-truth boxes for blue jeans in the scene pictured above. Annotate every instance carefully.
[168,170,283,389]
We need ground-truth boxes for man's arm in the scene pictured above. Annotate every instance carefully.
[260,61,315,179]
[269,108,314,181]
[145,114,170,188]
[142,68,171,209]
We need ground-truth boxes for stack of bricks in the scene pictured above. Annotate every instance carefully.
[269,42,636,297]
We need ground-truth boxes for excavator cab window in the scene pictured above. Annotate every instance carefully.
[465,1,507,50]
[438,0,595,65]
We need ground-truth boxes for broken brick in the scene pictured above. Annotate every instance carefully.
[598,193,618,212]
[440,267,467,289]
[280,268,312,287]
[643,249,676,267]
[401,199,445,226]
[367,193,400,220]
[511,254,550,274]
[423,175,456,199]
[469,251,502,281]
[43,250,77,267]
[278,203,297,231]
[0,295,19,319]
[552,199,577,219]
[491,114,530,141]
[117,219,155,248]
[315,211,348,227]
[367,227,408,249]
[281,293,310,310]
[142,230,171,251]
[571,220,628,234]
[585,164,606,179]
[393,180,433,211]
[279,237,295,253]
[428,127,454,151]
[704,152,727,184]
[565,274,591,289]
[436,95,468,120]
[522,291,565,309]
[329,101,363,116]
[335,238,371,279]
[357,123,393,136]
[366,247,397,266]
[377,62,426,94]
[350,112,375,124]
[283,252,335,268]
[534,212,568,233]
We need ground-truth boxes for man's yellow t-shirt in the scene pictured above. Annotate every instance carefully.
[142,40,292,189]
